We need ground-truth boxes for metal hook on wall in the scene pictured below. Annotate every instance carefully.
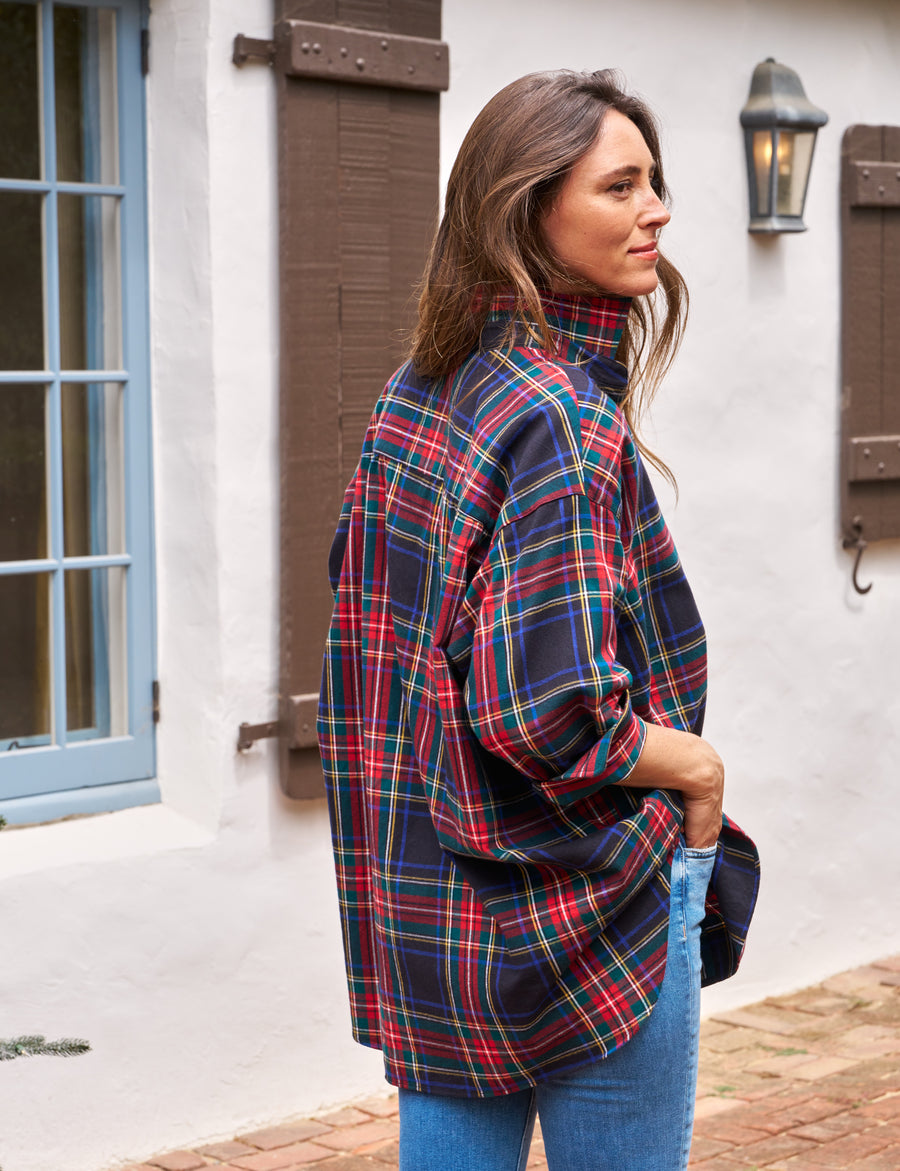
[843,519,872,595]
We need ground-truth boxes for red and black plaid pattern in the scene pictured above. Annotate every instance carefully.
[319,292,759,1097]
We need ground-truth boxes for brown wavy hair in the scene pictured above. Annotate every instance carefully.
[408,69,688,479]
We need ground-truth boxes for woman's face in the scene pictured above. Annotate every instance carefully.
[541,109,671,297]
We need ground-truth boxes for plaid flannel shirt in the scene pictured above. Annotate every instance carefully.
[319,292,760,1097]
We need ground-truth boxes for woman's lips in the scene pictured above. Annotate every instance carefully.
[629,242,659,258]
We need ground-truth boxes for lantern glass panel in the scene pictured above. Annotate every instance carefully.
[752,131,775,216]
[775,131,815,216]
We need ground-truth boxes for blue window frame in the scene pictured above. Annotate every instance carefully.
[0,0,158,824]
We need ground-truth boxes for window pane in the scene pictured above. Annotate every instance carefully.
[776,131,816,217]
[0,384,48,561]
[0,572,51,743]
[752,131,773,218]
[55,6,119,185]
[62,382,124,556]
[0,191,45,369]
[66,565,126,737]
[0,2,41,180]
[58,193,122,370]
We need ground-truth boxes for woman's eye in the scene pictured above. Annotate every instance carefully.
[611,181,632,194]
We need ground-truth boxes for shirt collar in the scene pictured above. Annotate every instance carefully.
[484,290,631,399]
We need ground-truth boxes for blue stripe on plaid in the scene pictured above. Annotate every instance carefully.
[319,291,759,1097]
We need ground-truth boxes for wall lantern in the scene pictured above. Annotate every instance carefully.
[740,58,828,233]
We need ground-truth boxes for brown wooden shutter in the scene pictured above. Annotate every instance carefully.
[274,1,445,796]
[840,125,900,591]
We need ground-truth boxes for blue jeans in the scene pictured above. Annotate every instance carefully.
[398,842,716,1171]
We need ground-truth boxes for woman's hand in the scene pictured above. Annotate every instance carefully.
[617,721,724,849]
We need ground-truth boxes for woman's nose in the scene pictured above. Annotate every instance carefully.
[642,190,671,230]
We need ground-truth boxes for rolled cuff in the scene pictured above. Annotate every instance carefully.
[536,705,647,808]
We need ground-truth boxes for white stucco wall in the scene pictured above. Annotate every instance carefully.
[439,0,900,1021]
[446,0,900,1015]
[2,1,899,1169]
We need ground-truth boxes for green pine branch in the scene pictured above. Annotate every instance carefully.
[0,1035,90,1061]
[0,1036,91,1168]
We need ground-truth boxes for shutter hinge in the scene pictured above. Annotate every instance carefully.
[848,160,900,207]
[233,34,276,67]
[237,719,279,751]
[236,693,319,752]
[847,435,900,483]
[152,680,160,723]
[232,21,449,93]
[141,27,149,75]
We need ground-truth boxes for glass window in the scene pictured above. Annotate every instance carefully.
[0,384,48,561]
[775,131,815,218]
[0,573,51,744]
[0,0,157,822]
[0,3,41,180]
[58,193,123,370]
[0,190,44,369]
[55,5,119,186]
[751,131,774,218]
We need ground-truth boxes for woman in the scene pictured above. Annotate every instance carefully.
[318,69,759,1171]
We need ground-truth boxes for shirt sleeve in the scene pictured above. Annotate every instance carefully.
[462,490,645,808]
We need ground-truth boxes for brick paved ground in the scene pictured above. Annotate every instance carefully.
[116,955,900,1171]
